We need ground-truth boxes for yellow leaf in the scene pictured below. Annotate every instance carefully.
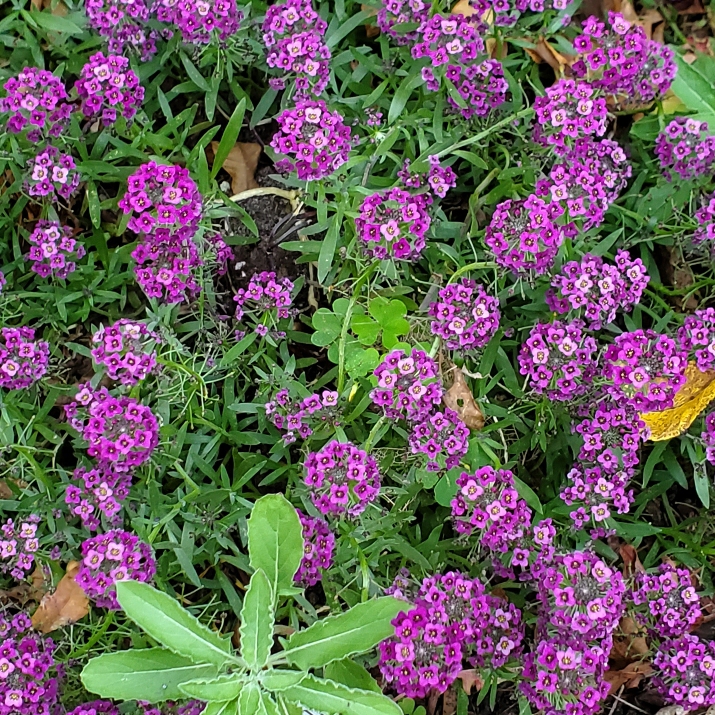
[640,362,715,441]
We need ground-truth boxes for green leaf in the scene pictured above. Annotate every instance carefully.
[81,648,217,702]
[350,314,380,345]
[115,581,233,669]
[284,597,407,670]
[221,332,258,367]
[671,53,715,123]
[28,10,84,34]
[280,675,402,715]
[248,494,304,596]
[694,463,711,509]
[202,702,238,715]
[212,99,247,178]
[261,670,307,692]
[179,674,246,701]
[240,569,275,671]
[323,660,381,693]
[180,53,210,91]
[318,210,343,284]
[389,69,424,125]
[237,681,261,715]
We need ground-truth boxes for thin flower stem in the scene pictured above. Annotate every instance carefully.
[447,261,499,285]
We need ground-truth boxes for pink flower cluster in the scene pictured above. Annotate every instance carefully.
[377,0,429,45]
[64,384,160,470]
[234,271,294,331]
[370,348,442,423]
[265,388,340,445]
[25,146,79,202]
[85,0,159,61]
[703,412,715,465]
[572,12,676,108]
[271,100,352,181]
[304,440,381,517]
[413,15,508,119]
[262,0,330,96]
[26,221,85,279]
[653,634,715,709]
[295,509,335,587]
[409,408,469,472]
[75,52,144,127]
[546,250,649,330]
[695,191,715,251]
[76,529,156,610]
[467,0,522,27]
[397,155,457,199]
[656,117,715,181]
[0,67,71,142]
[91,319,158,386]
[66,464,132,532]
[450,466,532,562]
[355,188,431,261]
[66,701,119,715]
[484,195,567,276]
[0,327,50,390]
[0,517,40,580]
[632,562,701,638]
[602,329,687,412]
[679,308,715,372]
[157,0,243,45]
[428,279,500,352]
[0,610,60,715]
[518,320,598,401]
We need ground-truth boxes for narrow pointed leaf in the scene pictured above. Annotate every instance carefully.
[237,681,261,715]
[115,581,233,668]
[240,568,275,671]
[260,670,306,692]
[81,648,217,701]
[259,692,280,715]
[179,674,246,700]
[247,494,303,596]
[284,597,408,670]
[201,701,238,715]
[280,675,402,715]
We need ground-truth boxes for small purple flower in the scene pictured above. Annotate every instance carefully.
[26,221,85,279]
[295,509,335,587]
[0,327,49,390]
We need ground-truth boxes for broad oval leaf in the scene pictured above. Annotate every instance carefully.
[81,648,217,702]
[179,674,246,701]
[280,674,402,715]
[284,597,408,670]
[260,670,306,692]
[323,660,381,693]
[240,568,275,671]
[247,494,303,596]
[115,581,233,668]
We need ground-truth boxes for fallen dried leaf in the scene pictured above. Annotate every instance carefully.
[457,669,485,694]
[611,617,649,667]
[451,0,478,17]
[604,661,653,693]
[31,0,68,15]
[0,480,12,499]
[524,38,574,71]
[640,362,715,441]
[442,685,458,715]
[31,561,89,633]
[210,141,261,196]
[360,4,380,38]
[619,543,646,576]
[443,368,485,431]
[679,0,705,14]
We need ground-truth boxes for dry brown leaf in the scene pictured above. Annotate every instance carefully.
[31,561,89,633]
[524,38,574,71]
[0,480,12,499]
[210,141,261,196]
[618,543,646,575]
[679,0,705,14]
[443,369,485,430]
[611,616,649,667]
[442,686,458,715]
[457,669,485,694]
[604,661,653,693]
[640,362,715,441]
[360,4,380,38]
[31,0,69,15]
[451,0,478,17]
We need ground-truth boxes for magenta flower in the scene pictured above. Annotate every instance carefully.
[26,221,85,279]
[295,509,335,587]
[0,326,50,390]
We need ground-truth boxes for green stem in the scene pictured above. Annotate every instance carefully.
[66,611,115,660]
[448,261,498,285]
[364,415,387,452]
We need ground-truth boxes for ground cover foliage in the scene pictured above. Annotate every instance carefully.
[4,0,715,714]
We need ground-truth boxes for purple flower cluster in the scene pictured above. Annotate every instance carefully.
[703,412,715,465]
[377,0,429,45]
[26,221,85,279]
[602,329,687,412]
[66,464,132,532]
[541,138,632,230]
[262,0,331,96]
[75,52,144,127]
[157,0,242,45]
[653,634,715,708]
[413,15,508,119]
[25,146,79,202]
[265,388,340,445]
[370,348,442,423]
[295,509,335,587]
[484,195,566,276]
[66,701,119,715]
[234,271,294,332]
[119,162,202,235]
[572,12,676,108]
[428,279,500,352]
[77,529,156,610]
[533,79,608,153]
[397,155,457,199]
[0,517,40,580]
[0,610,60,715]
[91,319,159,386]
[632,562,701,638]
[656,117,715,181]
[0,67,71,142]
[451,466,532,560]
[695,192,715,250]
[546,250,649,330]
[409,408,469,472]
[64,384,160,470]
[0,327,50,390]
[85,0,158,61]
[678,308,715,372]
[355,188,431,261]
[518,320,598,401]
[304,440,381,517]
[467,0,522,27]
[136,702,204,715]
[271,100,352,181]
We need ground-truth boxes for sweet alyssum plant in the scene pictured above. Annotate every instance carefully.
[80,494,407,715]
